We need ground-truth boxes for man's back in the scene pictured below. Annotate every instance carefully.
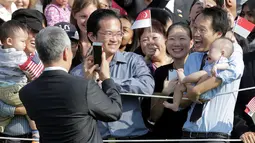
[20,70,122,143]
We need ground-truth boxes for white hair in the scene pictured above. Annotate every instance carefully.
[35,26,71,64]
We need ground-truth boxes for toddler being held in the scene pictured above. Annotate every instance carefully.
[163,37,234,111]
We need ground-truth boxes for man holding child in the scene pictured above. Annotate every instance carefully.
[178,7,244,142]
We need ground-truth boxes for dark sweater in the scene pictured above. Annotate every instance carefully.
[142,63,189,139]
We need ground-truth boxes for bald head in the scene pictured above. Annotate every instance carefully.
[212,37,234,58]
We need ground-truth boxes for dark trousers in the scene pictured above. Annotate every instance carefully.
[179,131,230,143]
[0,133,32,143]
[107,132,152,143]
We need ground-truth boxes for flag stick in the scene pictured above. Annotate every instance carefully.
[149,9,152,34]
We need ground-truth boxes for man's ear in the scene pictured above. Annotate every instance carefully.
[190,40,194,48]
[63,48,69,61]
[225,0,232,8]
[128,37,133,45]
[87,32,96,43]
[216,32,223,38]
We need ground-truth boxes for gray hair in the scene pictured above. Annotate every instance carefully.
[35,26,71,64]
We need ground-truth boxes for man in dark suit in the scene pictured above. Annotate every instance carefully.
[19,27,122,143]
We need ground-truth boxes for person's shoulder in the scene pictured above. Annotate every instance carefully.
[45,4,60,11]
[186,52,204,61]
[189,52,204,56]
[122,51,145,62]
[156,63,174,73]
[233,42,243,54]
[19,81,33,94]
[70,63,83,77]
[65,71,87,83]
[154,63,173,77]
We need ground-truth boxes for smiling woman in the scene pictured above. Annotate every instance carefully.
[141,22,192,140]
[138,19,173,74]
[70,0,99,61]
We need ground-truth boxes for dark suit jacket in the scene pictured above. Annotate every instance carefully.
[19,70,122,143]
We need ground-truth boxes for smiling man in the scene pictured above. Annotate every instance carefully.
[180,7,244,142]
[71,9,155,140]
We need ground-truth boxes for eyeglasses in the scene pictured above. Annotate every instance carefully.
[192,26,208,35]
[98,31,123,39]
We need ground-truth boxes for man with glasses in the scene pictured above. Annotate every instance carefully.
[72,9,155,140]
[179,7,244,142]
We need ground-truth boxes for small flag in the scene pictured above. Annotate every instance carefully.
[165,0,175,13]
[19,52,44,80]
[245,97,255,124]
[233,16,255,38]
[131,10,151,29]
[246,97,255,113]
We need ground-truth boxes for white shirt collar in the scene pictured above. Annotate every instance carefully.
[44,67,68,73]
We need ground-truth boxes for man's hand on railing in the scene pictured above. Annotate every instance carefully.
[240,132,255,143]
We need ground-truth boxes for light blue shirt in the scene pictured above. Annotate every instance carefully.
[183,43,244,135]
[71,51,155,138]
[0,100,31,136]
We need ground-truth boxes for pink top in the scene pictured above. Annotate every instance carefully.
[44,3,71,26]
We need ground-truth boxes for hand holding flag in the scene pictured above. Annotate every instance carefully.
[245,96,255,124]
[233,16,255,38]
[131,10,151,30]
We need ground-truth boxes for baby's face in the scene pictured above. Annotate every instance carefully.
[12,29,28,51]
[207,45,222,63]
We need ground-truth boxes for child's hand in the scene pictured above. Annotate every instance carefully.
[162,78,178,95]
[211,65,217,77]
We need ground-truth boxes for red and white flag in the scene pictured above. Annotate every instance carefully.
[131,10,151,29]
[19,52,44,81]
[245,97,255,116]
[245,96,255,124]
[233,16,255,38]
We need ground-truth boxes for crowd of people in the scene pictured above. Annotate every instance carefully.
[0,0,254,143]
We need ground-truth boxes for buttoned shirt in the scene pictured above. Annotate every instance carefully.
[183,43,244,135]
[71,51,155,138]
